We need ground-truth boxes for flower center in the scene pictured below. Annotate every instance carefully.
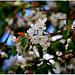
[34,29,36,32]
[39,38,41,40]
[39,27,42,29]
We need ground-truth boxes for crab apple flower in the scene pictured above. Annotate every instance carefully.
[27,17,47,35]
[49,13,67,27]
[38,17,47,24]
[32,11,46,20]
[18,57,26,68]
[31,34,48,46]
[15,41,23,55]
[49,13,58,27]
[59,20,66,28]
[47,2,57,9]
[42,42,50,50]
[35,22,46,34]
[11,36,20,44]
[33,45,40,57]
[6,18,13,26]
[27,24,38,36]
[11,36,17,43]
[0,52,8,58]
[36,18,47,34]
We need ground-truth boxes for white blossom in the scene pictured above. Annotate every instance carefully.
[27,17,47,35]
[24,14,33,25]
[24,14,32,21]
[17,18,24,27]
[0,52,8,58]
[47,2,57,9]
[59,20,66,28]
[11,36,17,43]
[33,45,40,58]
[32,11,46,20]
[49,35,63,41]
[27,24,38,36]
[36,18,47,34]
[43,53,54,60]
[6,18,13,26]
[56,51,62,56]
[49,13,58,27]
[24,11,46,26]
[2,55,18,70]
[15,41,23,55]
[17,56,26,68]
[49,13,67,27]
[53,62,66,73]
[31,34,48,46]
[42,42,50,50]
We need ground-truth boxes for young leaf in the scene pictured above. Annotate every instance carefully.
[26,63,33,69]
[68,20,72,25]
[21,38,28,47]
[14,65,19,71]
[17,32,25,36]
[51,41,60,50]
[67,40,75,51]
[63,29,70,41]
[12,45,17,57]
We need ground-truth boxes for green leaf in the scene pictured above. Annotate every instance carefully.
[59,1,69,13]
[24,3,30,8]
[35,64,48,74]
[68,20,72,25]
[51,41,60,50]
[0,68,5,74]
[63,29,70,41]
[21,38,28,47]
[51,41,65,54]
[12,45,17,57]
[21,10,25,16]
[47,64,56,74]
[25,45,30,52]
[67,40,75,51]
[14,65,19,71]
[26,63,33,68]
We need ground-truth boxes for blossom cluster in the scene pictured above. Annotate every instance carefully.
[5,10,46,29]
[24,10,46,26]
[11,17,51,69]
[49,13,67,28]
[10,16,75,73]
[27,17,50,50]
